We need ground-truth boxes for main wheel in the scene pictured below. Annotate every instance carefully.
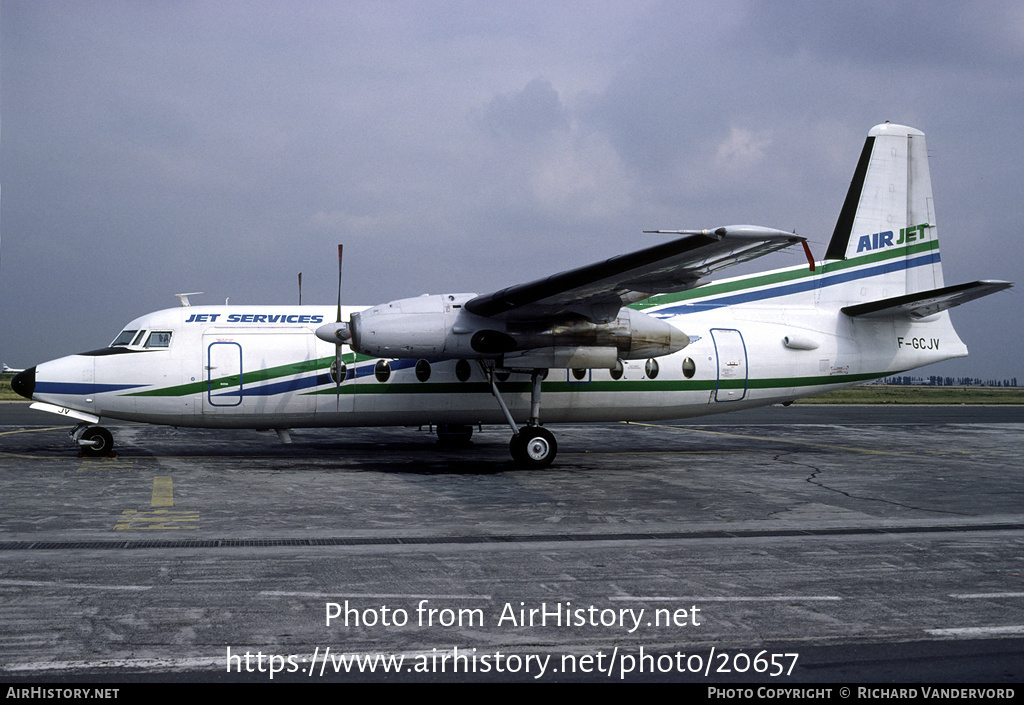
[80,426,114,457]
[509,426,557,468]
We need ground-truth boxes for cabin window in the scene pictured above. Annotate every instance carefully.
[610,359,624,380]
[415,360,431,382]
[330,359,347,384]
[455,359,472,382]
[571,368,587,381]
[144,331,173,348]
[110,330,138,347]
[682,357,696,379]
[374,360,392,383]
[645,358,660,379]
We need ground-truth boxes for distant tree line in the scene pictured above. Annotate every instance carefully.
[879,375,1019,388]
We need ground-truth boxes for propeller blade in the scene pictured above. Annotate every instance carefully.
[336,245,343,324]
[335,245,344,411]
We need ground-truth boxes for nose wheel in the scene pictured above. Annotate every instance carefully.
[74,425,115,457]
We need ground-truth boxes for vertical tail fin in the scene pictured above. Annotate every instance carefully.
[824,123,943,300]
[823,124,1010,371]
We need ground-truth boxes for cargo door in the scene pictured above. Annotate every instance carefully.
[205,340,243,408]
[202,331,319,417]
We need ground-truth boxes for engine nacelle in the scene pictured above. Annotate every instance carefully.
[348,293,690,363]
[350,294,471,358]
[608,308,691,359]
[485,308,689,361]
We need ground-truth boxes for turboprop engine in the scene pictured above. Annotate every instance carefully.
[316,293,689,367]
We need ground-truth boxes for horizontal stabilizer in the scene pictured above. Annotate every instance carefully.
[841,280,1012,319]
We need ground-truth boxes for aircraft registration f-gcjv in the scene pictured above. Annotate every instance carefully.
[11,124,1012,466]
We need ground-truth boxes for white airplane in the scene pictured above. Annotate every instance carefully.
[10,123,1011,466]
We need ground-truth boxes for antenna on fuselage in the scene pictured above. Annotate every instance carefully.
[174,292,204,307]
[298,272,303,305]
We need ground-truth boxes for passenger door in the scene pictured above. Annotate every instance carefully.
[711,328,748,402]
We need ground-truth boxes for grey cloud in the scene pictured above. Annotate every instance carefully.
[478,78,570,141]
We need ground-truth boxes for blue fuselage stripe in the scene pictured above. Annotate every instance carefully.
[654,252,941,315]
[35,382,145,396]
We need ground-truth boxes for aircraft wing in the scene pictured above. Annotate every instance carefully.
[464,225,803,322]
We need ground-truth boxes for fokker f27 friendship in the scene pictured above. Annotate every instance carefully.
[11,124,1012,466]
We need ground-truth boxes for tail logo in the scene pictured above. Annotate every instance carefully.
[855,223,931,254]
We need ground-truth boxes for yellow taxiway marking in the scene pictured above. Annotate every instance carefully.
[114,509,200,531]
[0,426,68,436]
[0,427,74,459]
[77,457,128,471]
[152,476,174,507]
[113,476,198,530]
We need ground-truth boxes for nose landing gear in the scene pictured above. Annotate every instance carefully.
[73,424,115,457]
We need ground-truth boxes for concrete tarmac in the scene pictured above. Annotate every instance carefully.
[1,402,1023,683]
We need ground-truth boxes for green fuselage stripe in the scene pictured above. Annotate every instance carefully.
[632,240,939,310]
[303,371,887,397]
[126,356,338,397]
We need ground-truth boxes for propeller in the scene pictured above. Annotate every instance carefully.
[334,246,343,409]
[314,245,352,411]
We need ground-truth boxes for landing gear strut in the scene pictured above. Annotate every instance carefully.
[481,362,557,467]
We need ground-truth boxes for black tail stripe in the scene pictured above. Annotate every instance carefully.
[826,135,875,261]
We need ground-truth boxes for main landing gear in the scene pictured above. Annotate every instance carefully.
[509,426,557,467]
[72,423,115,457]
[480,362,557,468]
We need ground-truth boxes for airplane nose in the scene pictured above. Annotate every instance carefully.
[11,366,36,400]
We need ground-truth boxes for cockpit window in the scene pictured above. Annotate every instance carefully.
[110,330,138,347]
[131,330,147,346]
[144,331,172,348]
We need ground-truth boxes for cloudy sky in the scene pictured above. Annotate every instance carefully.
[2,1,1021,381]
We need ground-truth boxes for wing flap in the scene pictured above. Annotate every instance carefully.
[465,226,803,321]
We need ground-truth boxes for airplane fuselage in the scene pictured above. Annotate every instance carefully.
[23,253,967,432]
